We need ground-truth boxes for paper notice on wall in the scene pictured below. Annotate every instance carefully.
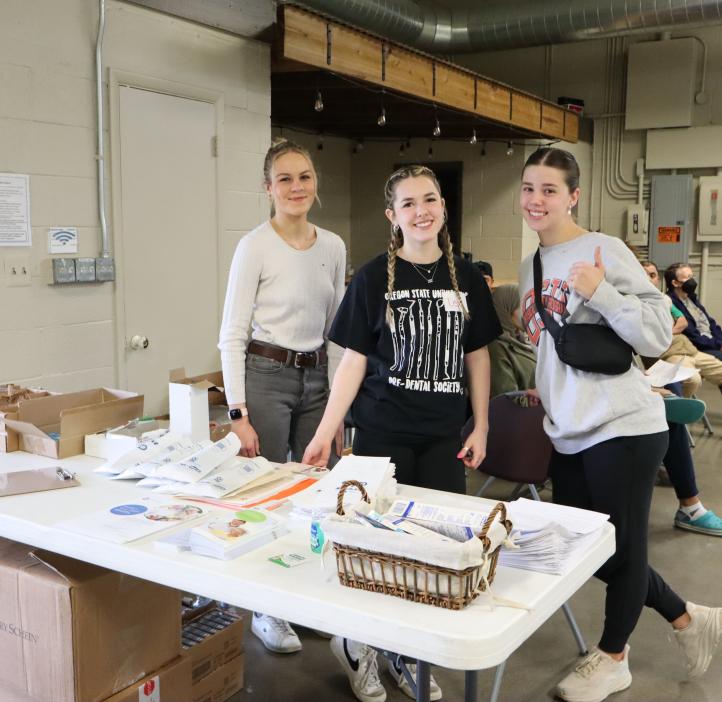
[0,173,31,247]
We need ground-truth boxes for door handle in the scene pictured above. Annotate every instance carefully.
[129,335,150,350]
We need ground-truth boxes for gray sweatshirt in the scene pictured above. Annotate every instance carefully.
[519,232,670,454]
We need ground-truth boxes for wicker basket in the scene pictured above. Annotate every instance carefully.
[331,480,512,610]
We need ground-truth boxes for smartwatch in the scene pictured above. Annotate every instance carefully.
[228,407,248,421]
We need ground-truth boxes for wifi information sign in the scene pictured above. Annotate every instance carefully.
[48,227,78,254]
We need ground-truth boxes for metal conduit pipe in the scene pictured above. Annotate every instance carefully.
[291,0,722,53]
[96,0,111,258]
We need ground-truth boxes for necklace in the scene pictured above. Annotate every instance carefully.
[408,257,441,284]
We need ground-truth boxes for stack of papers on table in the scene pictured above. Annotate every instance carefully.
[95,432,279,498]
[155,508,286,560]
[500,498,610,575]
[290,455,397,521]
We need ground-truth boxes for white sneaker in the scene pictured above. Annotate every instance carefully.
[330,636,386,702]
[385,654,442,701]
[674,602,722,679]
[556,646,632,702]
[251,613,302,653]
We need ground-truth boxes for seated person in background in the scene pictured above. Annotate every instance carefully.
[490,281,722,537]
[488,284,536,397]
[474,260,494,288]
[665,262,722,361]
[642,261,722,397]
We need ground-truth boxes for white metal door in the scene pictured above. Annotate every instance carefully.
[117,86,219,415]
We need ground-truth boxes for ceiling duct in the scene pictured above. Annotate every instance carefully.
[289,0,722,53]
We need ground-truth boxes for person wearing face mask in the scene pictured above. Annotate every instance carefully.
[665,263,722,361]
[642,261,722,397]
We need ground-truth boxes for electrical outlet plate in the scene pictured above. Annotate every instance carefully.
[95,256,115,282]
[51,258,76,284]
[75,257,96,282]
[4,256,31,287]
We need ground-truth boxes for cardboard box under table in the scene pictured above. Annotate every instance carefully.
[102,656,192,702]
[0,538,181,702]
[191,655,244,702]
[2,388,143,459]
[183,607,244,686]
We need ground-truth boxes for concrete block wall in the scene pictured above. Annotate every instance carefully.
[0,0,270,389]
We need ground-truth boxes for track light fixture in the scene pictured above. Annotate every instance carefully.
[506,141,514,156]
[432,116,441,138]
[314,90,324,112]
[469,129,477,145]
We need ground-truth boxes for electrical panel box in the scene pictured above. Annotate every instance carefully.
[698,176,722,242]
[625,204,648,246]
[50,258,76,284]
[95,256,116,282]
[648,175,694,272]
[626,38,697,130]
[75,257,96,282]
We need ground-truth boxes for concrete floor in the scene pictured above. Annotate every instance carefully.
[229,383,722,702]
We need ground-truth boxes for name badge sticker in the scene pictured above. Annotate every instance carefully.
[442,290,468,314]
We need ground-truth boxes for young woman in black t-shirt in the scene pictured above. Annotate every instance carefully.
[303,165,501,702]
[303,164,500,485]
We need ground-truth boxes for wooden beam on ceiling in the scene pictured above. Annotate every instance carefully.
[273,4,577,143]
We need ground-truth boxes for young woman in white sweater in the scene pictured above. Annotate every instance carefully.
[518,147,721,702]
[218,137,346,654]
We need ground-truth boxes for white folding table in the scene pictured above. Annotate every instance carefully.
[0,452,615,702]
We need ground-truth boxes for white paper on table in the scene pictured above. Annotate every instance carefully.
[55,496,209,543]
[644,359,697,388]
[505,498,609,534]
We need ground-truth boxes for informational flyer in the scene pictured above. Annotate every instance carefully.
[56,496,209,543]
[0,173,31,247]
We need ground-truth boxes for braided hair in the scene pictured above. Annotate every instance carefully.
[383,165,469,326]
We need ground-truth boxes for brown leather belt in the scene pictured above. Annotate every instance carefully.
[248,340,327,369]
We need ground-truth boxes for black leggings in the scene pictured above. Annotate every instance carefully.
[549,431,687,653]
[353,430,466,494]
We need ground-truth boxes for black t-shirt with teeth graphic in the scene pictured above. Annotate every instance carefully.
[330,253,501,439]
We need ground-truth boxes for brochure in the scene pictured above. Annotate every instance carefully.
[56,496,209,544]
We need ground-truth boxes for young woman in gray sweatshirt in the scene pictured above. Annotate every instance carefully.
[518,147,721,702]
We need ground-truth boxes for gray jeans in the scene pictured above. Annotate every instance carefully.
[245,353,338,465]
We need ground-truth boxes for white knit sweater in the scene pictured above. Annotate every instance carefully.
[218,221,346,405]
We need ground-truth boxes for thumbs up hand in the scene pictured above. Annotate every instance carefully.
[568,246,605,300]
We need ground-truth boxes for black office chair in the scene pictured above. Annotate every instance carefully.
[464,392,588,655]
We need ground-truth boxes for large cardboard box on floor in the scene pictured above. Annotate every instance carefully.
[0,539,181,702]
[2,388,143,458]
[102,656,192,702]
[191,655,244,702]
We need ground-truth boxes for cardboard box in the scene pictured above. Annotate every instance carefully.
[103,656,192,702]
[191,655,244,702]
[168,369,228,442]
[0,387,53,452]
[185,611,244,685]
[2,388,143,458]
[0,539,181,702]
